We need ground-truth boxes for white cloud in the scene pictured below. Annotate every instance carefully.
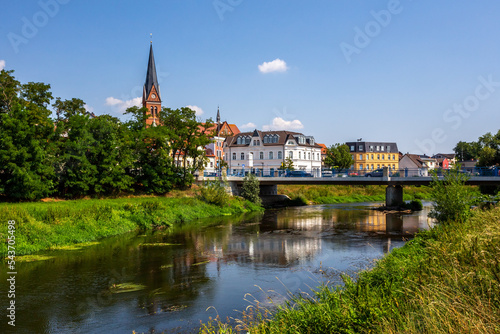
[262,117,304,131]
[186,105,204,116]
[240,122,256,130]
[258,58,288,73]
[105,96,141,114]
[0,60,5,71]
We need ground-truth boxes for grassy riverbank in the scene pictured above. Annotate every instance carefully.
[201,205,500,333]
[0,196,262,257]
[277,185,433,204]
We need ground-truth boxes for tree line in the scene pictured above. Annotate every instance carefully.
[0,70,213,201]
[454,130,500,167]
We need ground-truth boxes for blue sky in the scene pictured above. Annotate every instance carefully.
[2,0,500,155]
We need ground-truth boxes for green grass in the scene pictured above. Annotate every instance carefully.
[0,196,262,257]
[200,205,500,334]
[278,185,433,205]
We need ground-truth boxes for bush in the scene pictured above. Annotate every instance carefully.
[404,199,423,211]
[429,165,474,223]
[241,174,262,206]
[198,180,229,206]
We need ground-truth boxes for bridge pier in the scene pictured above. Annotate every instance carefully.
[386,185,404,207]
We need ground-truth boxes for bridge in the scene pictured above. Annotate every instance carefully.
[202,169,500,207]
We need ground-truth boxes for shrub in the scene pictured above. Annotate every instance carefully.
[198,180,229,207]
[241,174,262,206]
[429,165,474,223]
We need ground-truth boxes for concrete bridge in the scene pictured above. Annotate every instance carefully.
[203,170,500,206]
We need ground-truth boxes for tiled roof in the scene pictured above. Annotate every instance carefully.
[403,154,426,168]
[225,130,321,148]
[345,141,399,153]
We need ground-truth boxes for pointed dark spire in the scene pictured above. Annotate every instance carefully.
[216,105,220,124]
[144,43,160,100]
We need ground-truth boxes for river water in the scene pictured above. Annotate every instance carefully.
[1,202,434,334]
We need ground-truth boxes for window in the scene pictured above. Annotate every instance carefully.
[387,146,391,152]
[241,153,245,160]
[260,152,264,160]
[317,153,320,160]
[257,140,260,145]
[392,154,395,160]
[232,153,236,160]
[154,106,158,117]
[371,154,374,160]
[381,146,384,152]
[369,146,374,152]
[246,137,250,145]
[388,155,391,160]
[288,151,293,159]
[359,154,363,160]
[263,136,268,144]
[278,151,282,159]
[210,162,213,168]
[377,154,380,160]
[359,164,363,170]
[269,151,273,159]
[371,164,374,170]
[298,151,301,159]
[308,152,311,160]
[350,145,355,151]
[237,137,241,145]
[359,145,364,151]
[382,154,385,160]
[253,140,256,146]
[377,164,380,169]
[376,146,380,151]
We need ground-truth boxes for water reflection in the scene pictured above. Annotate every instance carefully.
[0,202,434,334]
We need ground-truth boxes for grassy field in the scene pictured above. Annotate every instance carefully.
[0,195,262,257]
[277,184,433,204]
[200,205,500,334]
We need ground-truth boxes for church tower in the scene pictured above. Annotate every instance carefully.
[143,43,161,126]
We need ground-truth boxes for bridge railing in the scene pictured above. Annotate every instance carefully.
[204,167,500,178]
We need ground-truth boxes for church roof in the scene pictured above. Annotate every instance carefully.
[144,44,160,99]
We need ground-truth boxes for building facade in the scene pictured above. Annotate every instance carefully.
[224,130,322,176]
[345,141,399,172]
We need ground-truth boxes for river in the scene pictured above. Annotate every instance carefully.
[0,202,435,334]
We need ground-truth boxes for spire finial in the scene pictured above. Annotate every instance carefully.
[150,33,153,44]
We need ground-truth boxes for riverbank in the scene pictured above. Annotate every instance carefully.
[277,184,433,204]
[0,196,262,257]
[201,205,500,333]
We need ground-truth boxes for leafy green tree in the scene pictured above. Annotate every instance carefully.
[429,165,474,224]
[125,106,175,194]
[0,71,55,200]
[161,107,213,188]
[454,141,481,161]
[324,143,353,170]
[241,173,262,206]
[279,157,294,171]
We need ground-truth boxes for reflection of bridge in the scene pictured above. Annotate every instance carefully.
[207,173,500,206]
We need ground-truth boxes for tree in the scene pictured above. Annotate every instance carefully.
[161,107,213,188]
[324,143,353,170]
[454,141,481,161]
[279,157,294,171]
[125,106,175,194]
[0,72,55,200]
[241,173,262,206]
[428,164,474,224]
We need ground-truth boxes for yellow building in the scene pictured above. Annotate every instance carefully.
[345,141,399,173]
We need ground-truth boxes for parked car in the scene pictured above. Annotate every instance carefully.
[321,170,333,177]
[286,170,313,177]
[365,168,384,177]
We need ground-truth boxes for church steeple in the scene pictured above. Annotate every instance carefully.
[143,43,161,126]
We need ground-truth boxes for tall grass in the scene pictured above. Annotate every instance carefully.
[200,206,500,334]
[277,185,433,204]
[0,196,262,257]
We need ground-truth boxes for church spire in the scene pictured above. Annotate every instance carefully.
[143,42,162,127]
[216,105,220,123]
[143,43,160,102]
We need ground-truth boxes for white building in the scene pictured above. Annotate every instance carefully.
[224,130,322,176]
